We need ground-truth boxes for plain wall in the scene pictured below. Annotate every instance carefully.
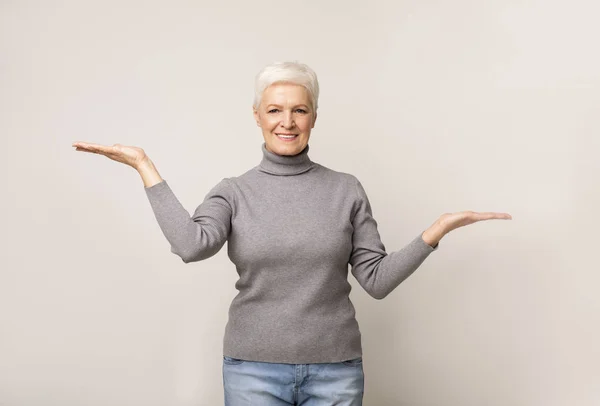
[1,0,598,405]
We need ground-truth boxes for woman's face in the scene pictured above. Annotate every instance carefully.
[253,82,317,156]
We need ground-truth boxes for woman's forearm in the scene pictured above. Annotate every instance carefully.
[137,157,163,188]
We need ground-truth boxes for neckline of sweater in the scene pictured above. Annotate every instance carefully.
[258,142,315,176]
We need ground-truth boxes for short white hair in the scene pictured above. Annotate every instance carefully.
[253,61,320,112]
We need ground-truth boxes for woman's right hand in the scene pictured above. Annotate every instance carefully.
[72,141,148,170]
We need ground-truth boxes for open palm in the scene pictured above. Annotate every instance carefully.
[440,211,512,234]
[72,141,147,169]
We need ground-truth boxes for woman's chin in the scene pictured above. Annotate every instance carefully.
[266,140,306,156]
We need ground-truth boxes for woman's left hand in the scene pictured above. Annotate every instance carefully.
[439,211,512,234]
[422,211,512,248]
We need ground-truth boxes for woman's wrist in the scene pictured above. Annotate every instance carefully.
[136,156,163,188]
[422,219,446,248]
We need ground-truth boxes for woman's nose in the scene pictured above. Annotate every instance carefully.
[281,112,295,128]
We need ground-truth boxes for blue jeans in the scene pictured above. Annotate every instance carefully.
[222,356,364,405]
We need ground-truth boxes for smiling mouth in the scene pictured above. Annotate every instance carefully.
[276,134,298,140]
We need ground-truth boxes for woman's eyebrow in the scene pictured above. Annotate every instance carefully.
[266,104,309,108]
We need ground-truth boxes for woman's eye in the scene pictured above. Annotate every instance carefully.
[267,109,307,114]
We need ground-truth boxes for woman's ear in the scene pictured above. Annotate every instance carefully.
[253,107,261,127]
[312,111,318,128]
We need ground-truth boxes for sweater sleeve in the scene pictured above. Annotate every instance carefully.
[348,177,438,299]
[144,178,233,263]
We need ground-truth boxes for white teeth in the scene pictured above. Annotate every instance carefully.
[277,134,297,139]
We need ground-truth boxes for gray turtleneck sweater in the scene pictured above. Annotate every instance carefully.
[144,143,438,364]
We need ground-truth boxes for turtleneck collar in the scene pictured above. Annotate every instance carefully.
[258,142,315,176]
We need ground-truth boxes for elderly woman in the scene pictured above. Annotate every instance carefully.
[72,61,511,405]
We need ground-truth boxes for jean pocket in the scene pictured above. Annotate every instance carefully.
[341,357,363,367]
[223,356,246,365]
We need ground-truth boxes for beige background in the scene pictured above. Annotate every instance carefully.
[1,0,598,405]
